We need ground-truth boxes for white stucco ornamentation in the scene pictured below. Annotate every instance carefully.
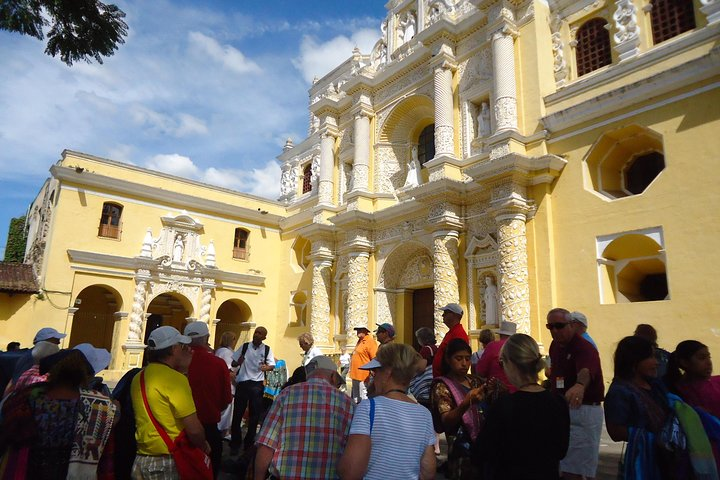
[434,64,455,157]
[352,112,371,192]
[310,259,333,346]
[432,230,460,337]
[346,252,370,345]
[550,16,567,87]
[127,276,148,342]
[495,215,531,334]
[319,133,336,204]
[199,285,212,324]
[374,145,403,193]
[613,0,641,60]
[491,28,518,132]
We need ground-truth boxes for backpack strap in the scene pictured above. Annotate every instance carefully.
[263,345,269,364]
[241,342,250,357]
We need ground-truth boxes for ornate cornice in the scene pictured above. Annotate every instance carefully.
[465,152,567,187]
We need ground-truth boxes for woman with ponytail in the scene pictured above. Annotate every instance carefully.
[478,333,570,479]
[665,340,720,418]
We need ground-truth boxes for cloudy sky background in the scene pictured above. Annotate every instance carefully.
[0,0,386,256]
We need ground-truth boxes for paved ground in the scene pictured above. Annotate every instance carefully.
[220,420,624,479]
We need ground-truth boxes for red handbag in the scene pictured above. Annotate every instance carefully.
[139,370,213,480]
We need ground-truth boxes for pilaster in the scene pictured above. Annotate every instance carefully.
[613,0,641,61]
[432,229,460,338]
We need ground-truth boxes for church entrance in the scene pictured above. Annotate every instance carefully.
[69,285,122,351]
[144,293,192,342]
[412,288,434,351]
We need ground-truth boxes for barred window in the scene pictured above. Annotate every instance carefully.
[575,18,612,77]
[98,202,122,239]
[417,124,435,166]
[651,0,695,45]
[302,164,312,194]
[233,228,249,260]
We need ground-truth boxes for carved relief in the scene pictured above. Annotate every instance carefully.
[374,145,404,194]
[345,253,370,345]
[399,253,434,287]
[550,15,568,87]
[496,216,531,334]
[127,278,148,343]
[433,231,460,337]
[494,97,517,131]
[310,260,333,346]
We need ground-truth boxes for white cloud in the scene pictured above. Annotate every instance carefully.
[145,154,200,178]
[188,31,262,75]
[176,113,209,137]
[128,105,208,138]
[106,145,135,164]
[202,161,281,199]
[294,28,379,83]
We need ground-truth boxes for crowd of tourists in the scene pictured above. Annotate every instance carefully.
[0,304,718,480]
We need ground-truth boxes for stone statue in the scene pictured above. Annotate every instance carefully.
[477,102,491,138]
[173,234,184,262]
[483,276,499,325]
[400,11,416,44]
[371,39,387,69]
[403,145,422,188]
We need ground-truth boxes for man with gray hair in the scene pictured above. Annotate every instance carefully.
[254,356,353,479]
[184,321,232,477]
[547,308,604,480]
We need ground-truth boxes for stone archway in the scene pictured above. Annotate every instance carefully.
[214,299,252,349]
[144,292,193,343]
[69,284,123,351]
[377,241,434,343]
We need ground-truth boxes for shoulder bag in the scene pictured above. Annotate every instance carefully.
[139,370,213,480]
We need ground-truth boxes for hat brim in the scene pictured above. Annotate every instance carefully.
[497,330,515,336]
[359,358,382,370]
[353,326,370,331]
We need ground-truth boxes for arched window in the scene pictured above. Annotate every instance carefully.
[575,18,612,77]
[98,202,122,239]
[417,124,435,166]
[302,164,312,194]
[650,0,695,45]
[233,228,249,260]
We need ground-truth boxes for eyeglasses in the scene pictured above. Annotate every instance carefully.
[546,322,569,330]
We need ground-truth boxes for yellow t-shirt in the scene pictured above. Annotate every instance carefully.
[131,362,197,455]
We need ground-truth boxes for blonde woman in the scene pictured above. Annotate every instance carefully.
[478,334,569,479]
[339,343,436,480]
[215,331,237,439]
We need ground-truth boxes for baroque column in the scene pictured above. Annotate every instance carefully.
[433,55,456,157]
[319,130,337,205]
[351,112,371,192]
[127,271,149,342]
[345,251,370,345]
[198,283,213,324]
[432,229,460,337]
[309,236,334,347]
[491,27,518,132]
[495,213,531,334]
[613,0,640,61]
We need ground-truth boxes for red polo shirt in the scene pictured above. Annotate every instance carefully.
[476,338,516,392]
[549,334,605,404]
[187,345,233,424]
[433,322,469,377]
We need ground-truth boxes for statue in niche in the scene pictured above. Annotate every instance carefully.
[173,234,185,263]
[483,276,499,325]
[403,145,422,188]
[399,11,416,44]
[477,102,491,138]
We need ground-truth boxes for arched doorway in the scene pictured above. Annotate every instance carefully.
[214,299,252,349]
[144,293,193,343]
[377,241,434,345]
[69,285,123,351]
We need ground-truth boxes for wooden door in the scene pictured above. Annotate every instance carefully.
[412,288,434,350]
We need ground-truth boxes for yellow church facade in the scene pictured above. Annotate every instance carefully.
[2,0,719,381]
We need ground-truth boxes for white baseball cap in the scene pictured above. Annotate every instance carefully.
[440,303,464,316]
[571,311,588,327]
[184,321,209,337]
[147,326,191,350]
[73,343,111,374]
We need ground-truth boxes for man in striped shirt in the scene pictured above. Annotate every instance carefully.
[254,356,354,479]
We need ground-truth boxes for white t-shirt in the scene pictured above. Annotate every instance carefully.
[339,353,351,367]
[301,345,323,366]
[349,396,435,479]
[232,342,275,382]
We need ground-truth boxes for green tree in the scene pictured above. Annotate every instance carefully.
[4,215,27,263]
[0,0,128,66]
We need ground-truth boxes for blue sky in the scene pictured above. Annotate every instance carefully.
[0,0,387,257]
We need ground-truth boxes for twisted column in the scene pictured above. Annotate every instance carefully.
[319,132,336,204]
[352,113,371,192]
[433,64,455,157]
[491,28,518,132]
[127,279,148,342]
[310,259,333,346]
[495,214,530,334]
[432,230,460,337]
[199,285,212,324]
[345,252,370,345]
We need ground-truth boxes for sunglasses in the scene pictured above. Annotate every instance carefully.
[546,322,569,330]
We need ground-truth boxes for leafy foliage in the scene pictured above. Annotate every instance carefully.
[0,0,128,66]
[4,216,27,263]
